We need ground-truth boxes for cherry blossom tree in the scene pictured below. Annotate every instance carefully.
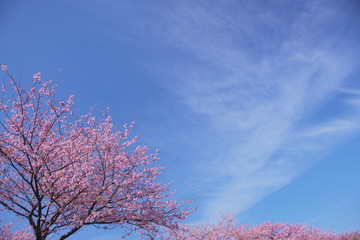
[0,65,191,240]
[162,215,360,240]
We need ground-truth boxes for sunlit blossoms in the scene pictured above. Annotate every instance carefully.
[0,66,191,240]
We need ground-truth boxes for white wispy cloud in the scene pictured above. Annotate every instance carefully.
[337,88,360,107]
[302,120,359,138]
[148,0,360,220]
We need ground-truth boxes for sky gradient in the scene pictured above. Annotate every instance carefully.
[1,0,360,239]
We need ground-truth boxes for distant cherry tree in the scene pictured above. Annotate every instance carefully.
[146,215,360,240]
[0,66,191,240]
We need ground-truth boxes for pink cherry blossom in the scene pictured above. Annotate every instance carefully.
[0,67,192,240]
[0,222,33,240]
[156,215,360,240]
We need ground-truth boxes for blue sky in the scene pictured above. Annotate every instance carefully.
[1,0,359,238]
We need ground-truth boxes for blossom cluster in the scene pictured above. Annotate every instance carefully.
[0,66,191,240]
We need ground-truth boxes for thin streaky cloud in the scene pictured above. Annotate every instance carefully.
[149,0,360,219]
[301,120,359,138]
